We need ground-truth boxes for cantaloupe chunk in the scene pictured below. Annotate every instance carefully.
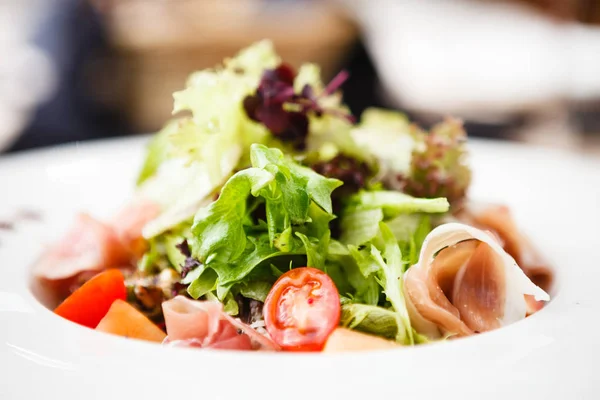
[323,328,400,352]
[96,299,166,343]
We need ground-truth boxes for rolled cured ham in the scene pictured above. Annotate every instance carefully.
[457,204,554,314]
[162,296,279,351]
[468,205,554,291]
[404,223,549,339]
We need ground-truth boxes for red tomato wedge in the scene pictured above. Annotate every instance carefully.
[54,269,127,328]
[264,267,341,352]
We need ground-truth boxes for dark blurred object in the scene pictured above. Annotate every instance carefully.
[571,99,600,134]
[487,0,600,23]
[8,0,130,152]
[7,0,599,154]
[336,40,386,117]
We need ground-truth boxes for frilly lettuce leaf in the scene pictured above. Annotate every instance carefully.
[388,117,472,204]
[296,231,330,270]
[294,63,323,93]
[372,222,413,344]
[210,234,304,286]
[190,167,274,263]
[168,41,276,173]
[341,222,414,344]
[223,39,281,76]
[348,190,449,218]
[187,144,341,298]
[350,108,415,175]
[136,119,178,186]
[339,207,384,246]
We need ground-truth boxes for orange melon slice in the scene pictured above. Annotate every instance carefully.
[96,299,166,343]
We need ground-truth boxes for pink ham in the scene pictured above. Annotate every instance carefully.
[459,205,554,314]
[468,205,554,291]
[34,199,160,284]
[33,213,132,281]
[404,223,549,339]
[162,296,279,351]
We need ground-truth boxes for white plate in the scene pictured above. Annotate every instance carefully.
[1,137,599,400]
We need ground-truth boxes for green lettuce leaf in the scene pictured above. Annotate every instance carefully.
[164,234,187,273]
[167,41,278,181]
[296,231,330,270]
[190,167,274,263]
[136,119,178,185]
[350,108,415,175]
[341,303,399,340]
[370,223,413,344]
[328,246,379,306]
[339,207,384,246]
[187,268,217,299]
[250,144,342,219]
[348,190,449,218]
[211,234,305,286]
[187,144,341,301]
[239,280,273,302]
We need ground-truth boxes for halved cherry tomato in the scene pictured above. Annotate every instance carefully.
[263,267,341,352]
[54,269,127,328]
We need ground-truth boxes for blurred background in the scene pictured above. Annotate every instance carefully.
[1,0,600,155]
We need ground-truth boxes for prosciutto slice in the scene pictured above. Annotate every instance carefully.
[404,223,549,339]
[162,296,279,351]
[32,213,132,281]
[468,205,554,291]
[457,204,554,314]
[34,199,160,282]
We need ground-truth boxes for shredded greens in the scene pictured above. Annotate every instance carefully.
[131,40,474,346]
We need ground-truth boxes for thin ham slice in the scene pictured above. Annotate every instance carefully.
[468,205,554,291]
[162,296,279,351]
[34,199,161,283]
[404,223,549,339]
[32,213,132,281]
[458,204,554,314]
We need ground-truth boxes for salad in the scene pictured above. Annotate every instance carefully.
[34,41,552,352]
